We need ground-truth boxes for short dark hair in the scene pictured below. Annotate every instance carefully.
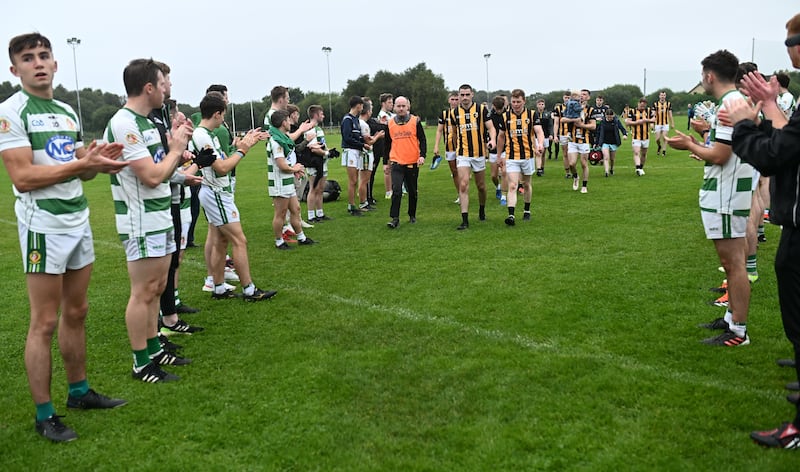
[701,49,739,84]
[199,91,226,119]
[206,84,228,94]
[270,109,291,128]
[123,58,162,97]
[8,32,51,64]
[581,89,591,96]
[271,86,288,102]
[307,105,323,118]
[776,71,791,88]
[154,61,170,75]
[511,89,525,100]
[492,96,507,110]
[459,84,473,92]
[380,93,393,104]
[736,62,759,84]
[348,95,364,108]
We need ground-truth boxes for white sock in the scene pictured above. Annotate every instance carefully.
[308,210,315,220]
[723,310,733,326]
[316,209,324,217]
[243,283,255,296]
[730,321,747,337]
[214,284,227,295]
[205,275,213,285]
[297,232,307,242]
[275,238,285,247]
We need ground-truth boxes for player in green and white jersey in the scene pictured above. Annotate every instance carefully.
[0,33,128,443]
[103,58,194,383]
[667,50,753,347]
[190,92,276,302]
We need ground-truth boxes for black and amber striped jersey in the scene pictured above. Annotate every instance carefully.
[567,105,592,144]
[553,102,570,136]
[449,102,491,157]
[627,107,654,140]
[437,108,456,152]
[502,108,541,160]
[653,100,672,125]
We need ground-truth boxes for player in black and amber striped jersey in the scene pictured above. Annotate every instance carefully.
[560,89,597,193]
[433,92,460,201]
[652,91,675,156]
[625,98,655,175]
[495,89,544,225]
[488,95,508,204]
[534,99,554,175]
[552,92,570,169]
[448,84,496,230]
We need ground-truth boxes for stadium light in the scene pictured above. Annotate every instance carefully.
[322,46,332,128]
[483,53,491,99]
[66,37,84,135]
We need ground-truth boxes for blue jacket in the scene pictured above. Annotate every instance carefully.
[341,113,364,150]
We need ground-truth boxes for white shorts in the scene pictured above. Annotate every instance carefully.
[456,156,486,172]
[360,151,374,172]
[445,151,457,162]
[558,135,569,146]
[752,168,761,190]
[632,139,650,149]
[568,142,590,154]
[122,230,176,262]
[701,212,747,239]
[180,205,191,250]
[488,152,505,164]
[18,223,94,274]
[342,148,361,168]
[199,186,241,227]
[505,159,535,175]
[269,174,298,198]
[654,124,670,133]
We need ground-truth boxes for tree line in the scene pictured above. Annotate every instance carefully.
[4,65,799,138]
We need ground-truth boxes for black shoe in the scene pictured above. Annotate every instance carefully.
[185,242,198,248]
[132,363,180,383]
[151,350,192,366]
[161,319,204,335]
[479,213,486,221]
[698,317,729,330]
[348,209,364,217]
[244,288,277,302]
[276,243,293,250]
[787,382,800,391]
[211,289,240,300]
[536,169,543,177]
[387,218,399,229]
[35,415,77,442]
[409,216,416,224]
[777,358,796,368]
[456,222,469,230]
[158,332,182,353]
[750,422,800,449]
[67,389,127,409]
[319,215,333,221]
[175,304,200,314]
[758,234,767,243]
[504,215,515,226]
[788,393,799,405]
[523,212,531,221]
[298,238,317,246]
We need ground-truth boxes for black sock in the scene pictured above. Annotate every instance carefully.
[508,207,515,216]
[582,180,588,187]
[524,202,531,212]
[479,205,485,217]
[461,212,469,224]
[636,165,642,170]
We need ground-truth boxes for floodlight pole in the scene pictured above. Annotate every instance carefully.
[483,53,491,100]
[66,37,84,135]
[322,46,333,128]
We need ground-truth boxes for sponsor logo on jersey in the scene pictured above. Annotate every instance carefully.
[0,118,10,133]
[28,250,41,265]
[153,147,165,163]
[125,133,139,145]
[45,135,76,162]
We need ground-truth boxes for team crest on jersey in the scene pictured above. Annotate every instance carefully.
[232,210,238,218]
[0,118,10,133]
[65,117,77,131]
[28,250,41,265]
[45,135,76,162]
[125,133,139,145]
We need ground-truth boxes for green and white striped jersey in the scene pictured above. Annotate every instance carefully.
[0,91,87,232]
[190,126,233,195]
[701,90,753,216]
[104,108,172,241]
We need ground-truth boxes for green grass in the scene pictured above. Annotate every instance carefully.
[0,121,797,470]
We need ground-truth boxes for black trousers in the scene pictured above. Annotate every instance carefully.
[159,203,181,316]
[389,163,418,219]
[187,185,200,245]
[775,226,800,420]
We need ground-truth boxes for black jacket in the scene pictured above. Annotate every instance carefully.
[732,107,800,227]
[595,116,627,147]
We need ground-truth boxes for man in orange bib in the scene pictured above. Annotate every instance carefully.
[384,96,427,229]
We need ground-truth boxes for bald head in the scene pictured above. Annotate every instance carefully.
[394,96,410,117]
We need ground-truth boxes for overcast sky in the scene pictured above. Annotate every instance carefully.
[3,1,796,105]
